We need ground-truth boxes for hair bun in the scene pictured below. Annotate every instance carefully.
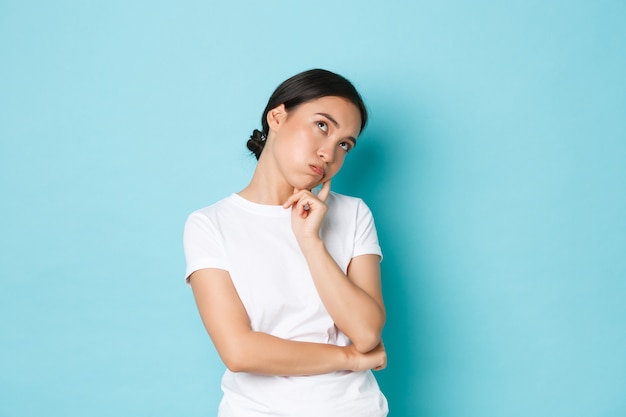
[247,129,267,160]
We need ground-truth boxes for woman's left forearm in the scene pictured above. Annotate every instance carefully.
[299,238,386,353]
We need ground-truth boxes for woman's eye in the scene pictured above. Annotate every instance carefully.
[316,121,328,132]
[339,142,351,152]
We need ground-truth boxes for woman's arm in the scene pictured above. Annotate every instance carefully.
[189,267,387,376]
[283,182,386,353]
[299,244,386,353]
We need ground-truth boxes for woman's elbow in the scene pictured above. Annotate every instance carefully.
[223,356,246,373]
[219,344,251,373]
[352,315,385,353]
[352,331,382,353]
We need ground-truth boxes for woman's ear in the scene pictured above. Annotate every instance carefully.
[267,104,287,131]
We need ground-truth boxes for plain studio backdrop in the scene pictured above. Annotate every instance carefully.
[1,1,624,416]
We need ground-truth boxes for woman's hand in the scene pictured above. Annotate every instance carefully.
[282,180,331,243]
[345,342,387,372]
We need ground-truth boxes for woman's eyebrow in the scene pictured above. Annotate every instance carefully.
[315,113,340,128]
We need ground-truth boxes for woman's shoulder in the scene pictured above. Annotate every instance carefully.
[327,191,369,209]
[326,192,376,222]
[187,194,238,220]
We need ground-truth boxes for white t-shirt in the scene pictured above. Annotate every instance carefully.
[184,192,388,417]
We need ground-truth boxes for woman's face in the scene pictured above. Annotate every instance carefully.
[266,96,362,190]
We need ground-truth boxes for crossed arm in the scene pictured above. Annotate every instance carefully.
[189,252,386,377]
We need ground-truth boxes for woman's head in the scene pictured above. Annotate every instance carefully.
[247,69,368,160]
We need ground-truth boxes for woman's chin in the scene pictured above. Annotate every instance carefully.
[290,179,321,191]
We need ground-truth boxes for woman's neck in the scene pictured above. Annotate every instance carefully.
[238,159,294,205]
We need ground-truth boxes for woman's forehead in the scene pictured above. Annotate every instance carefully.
[293,97,361,130]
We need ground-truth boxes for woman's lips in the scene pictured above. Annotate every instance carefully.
[310,165,324,177]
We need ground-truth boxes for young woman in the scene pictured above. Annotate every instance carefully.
[184,69,388,416]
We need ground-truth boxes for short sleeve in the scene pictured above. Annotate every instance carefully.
[183,211,229,284]
[352,199,383,261]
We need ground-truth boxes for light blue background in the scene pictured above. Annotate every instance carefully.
[1,1,625,416]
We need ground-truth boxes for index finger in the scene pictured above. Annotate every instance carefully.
[317,180,331,202]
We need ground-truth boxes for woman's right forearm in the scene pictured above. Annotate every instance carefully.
[219,330,384,376]
[222,331,345,375]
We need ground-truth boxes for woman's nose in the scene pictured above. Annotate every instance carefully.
[318,144,335,164]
